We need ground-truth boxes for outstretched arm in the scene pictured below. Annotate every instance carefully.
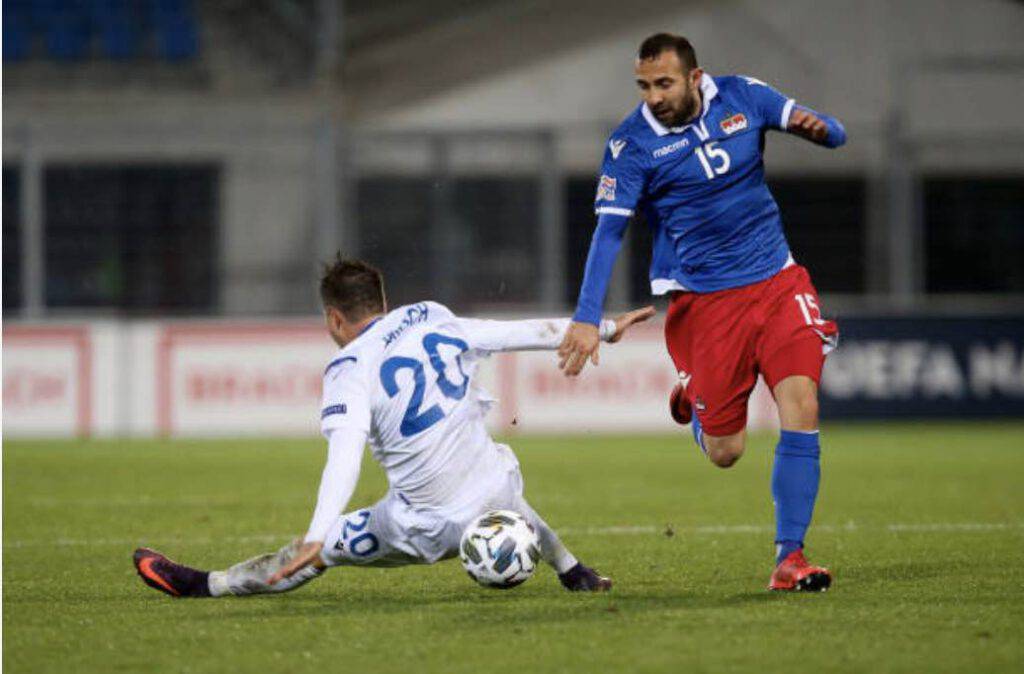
[558,211,631,375]
[742,76,846,149]
[457,306,655,354]
[458,316,617,354]
[786,104,846,148]
[573,211,631,326]
[269,426,366,584]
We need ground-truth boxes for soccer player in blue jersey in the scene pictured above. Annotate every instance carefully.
[558,33,845,591]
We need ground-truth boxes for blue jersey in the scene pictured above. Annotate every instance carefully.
[573,73,845,325]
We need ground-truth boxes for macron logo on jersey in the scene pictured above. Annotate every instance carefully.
[608,139,626,159]
[653,138,690,158]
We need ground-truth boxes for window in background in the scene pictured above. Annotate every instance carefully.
[925,176,1024,294]
[449,177,540,308]
[44,165,219,313]
[564,178,596,306]
[767,177,866,294]
[356,177,433,308]
[3,167,22,310]
[357,176,541,311]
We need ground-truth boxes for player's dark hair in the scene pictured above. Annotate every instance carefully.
[638,33,698,71]
[319,255,386,321]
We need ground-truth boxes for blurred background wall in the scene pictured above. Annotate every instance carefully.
[5,0,1024,317]
[3,0,1023,436]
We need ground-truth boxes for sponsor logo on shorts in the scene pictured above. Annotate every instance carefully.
[720,113,748,134]
[595,174,617,202]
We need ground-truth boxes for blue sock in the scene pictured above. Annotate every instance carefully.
[772,430,820,564]
[691,414,707,456]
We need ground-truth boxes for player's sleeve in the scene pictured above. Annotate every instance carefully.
[740,75,796,131]
[742,75,846,147]
[303,426,365,543]
[320,358,371,437]
[574,139,647,326]
[593,135,645,217]
[455,316,617,353]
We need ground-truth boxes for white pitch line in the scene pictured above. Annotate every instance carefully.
[2,534,288,550]
[559,525,660,535]
[885,522,1022,533]
[4,522,1022,550]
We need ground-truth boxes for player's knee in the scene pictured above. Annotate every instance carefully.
[788,392,819,429]
[709,449,742,468]
[705,435,745,468]
[777,380,820,430]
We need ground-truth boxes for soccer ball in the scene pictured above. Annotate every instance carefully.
[459,509,541,589]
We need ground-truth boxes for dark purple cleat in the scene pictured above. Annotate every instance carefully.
[558,563,613,592]
[133,548,211,598]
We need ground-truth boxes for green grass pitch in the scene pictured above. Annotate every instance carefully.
[4,423,1024,673]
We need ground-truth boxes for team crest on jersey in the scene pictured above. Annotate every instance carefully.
[720,113,748,135]
[595,174,617,202]
[608,138,626,159]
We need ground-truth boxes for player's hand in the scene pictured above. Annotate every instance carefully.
[787,108,828,143]
[268,541,323,585]
[558,322,600,376]
[608,305,656,343]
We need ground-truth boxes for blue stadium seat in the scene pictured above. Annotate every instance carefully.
[156,15,198,61]
[157,20,198,61]
[4,0,199,63]
[2,10,31,61]
[101,16,137,59]
[45,10,90,60]
[150,0,189,15]
[88,0,140,59]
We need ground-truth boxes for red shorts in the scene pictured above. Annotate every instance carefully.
[663,264,838,436]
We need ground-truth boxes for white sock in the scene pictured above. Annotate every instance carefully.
[205,542,324,597]
[517,500,578,574]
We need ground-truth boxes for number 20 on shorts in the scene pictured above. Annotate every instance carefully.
[339,510,380,557]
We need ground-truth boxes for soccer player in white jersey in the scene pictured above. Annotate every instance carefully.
[134,258,654,597]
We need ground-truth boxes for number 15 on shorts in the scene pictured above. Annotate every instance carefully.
[795,293,826,326]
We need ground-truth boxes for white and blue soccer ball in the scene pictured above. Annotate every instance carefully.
[459,510,541,589]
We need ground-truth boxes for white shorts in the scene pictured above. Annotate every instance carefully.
[320,444,527,568]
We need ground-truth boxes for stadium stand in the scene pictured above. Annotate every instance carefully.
[1,0,199,62]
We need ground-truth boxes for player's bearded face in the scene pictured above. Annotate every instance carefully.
[635,52,702,128]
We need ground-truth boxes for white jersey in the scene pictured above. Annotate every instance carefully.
[319,302,613,508]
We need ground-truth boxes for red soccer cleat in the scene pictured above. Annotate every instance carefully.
[769,549,832,592]
[669,383,691,425]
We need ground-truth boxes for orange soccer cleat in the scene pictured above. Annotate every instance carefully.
[133,548,211,598]
[769,549,832,592]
